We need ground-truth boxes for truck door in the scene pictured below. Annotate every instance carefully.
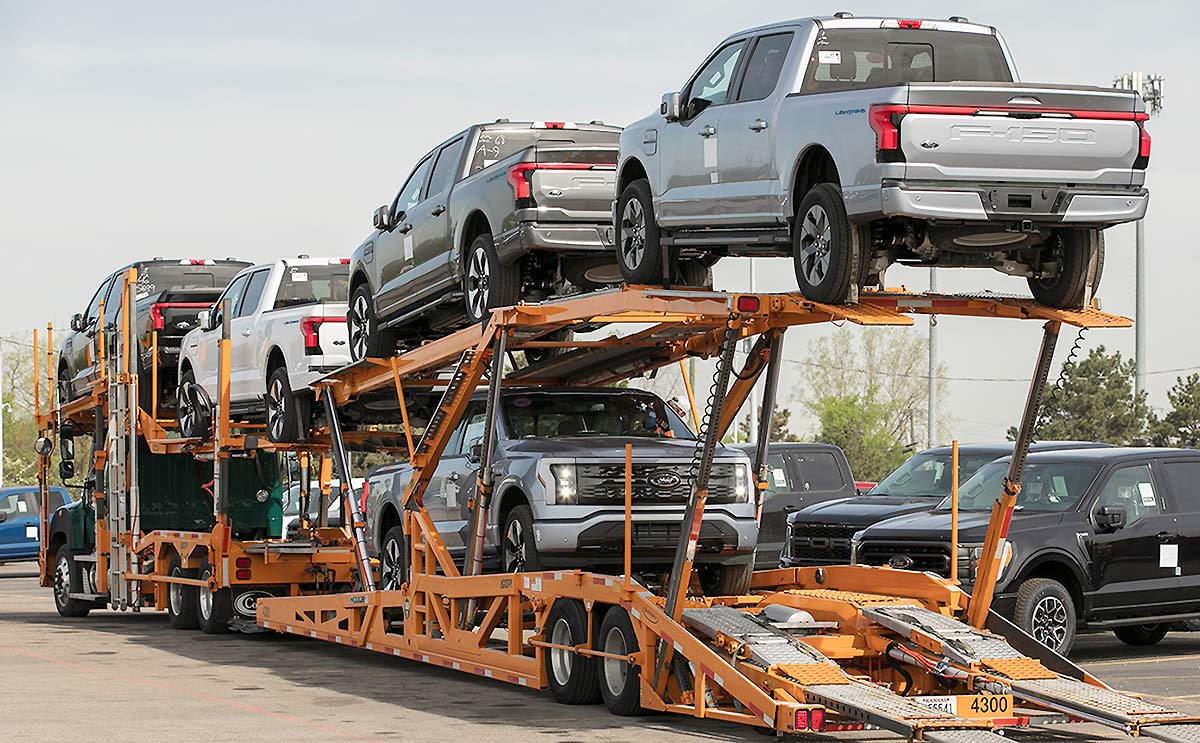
[0,490,38,560]
[656,38,748,227]
[194,272,251,393]
[717,32,795,223]
[62,273,115,396]
[376,154,434,315]
[425,404,484,562]
[408,137,466,300]
[1087,463,1182,614]
[754,449,796,567]
[229,267,271,400]
[1158,458,1200,603]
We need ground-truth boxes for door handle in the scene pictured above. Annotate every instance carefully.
[749,119,769,132]
[431,204,446,217]
[241,329,252,337]
[783,505,799,513]
[1157,531,1179,542]
[448,472,460,481]
[397,222,413,235]
[699,125,716,138]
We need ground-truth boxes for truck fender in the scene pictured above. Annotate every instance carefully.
[1007,548,1090,609]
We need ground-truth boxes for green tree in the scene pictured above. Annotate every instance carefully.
[809,393,908,481]
[1149,374,1200,448]
[737,406,800,442]
[1010,345,1150,445]
[2,334,41,486]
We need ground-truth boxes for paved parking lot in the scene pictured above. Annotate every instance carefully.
[2,562,1197,743]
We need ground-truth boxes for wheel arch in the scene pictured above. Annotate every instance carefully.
[377,501,403,554]
[618,156,649,195]
[495,483,530,526]
[349,268,372,296]
[265,346,287,377]
[460,211,493,273]
[788,144,841,219]
[1013,552,1088,616]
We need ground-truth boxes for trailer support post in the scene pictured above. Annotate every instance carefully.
[752,330,785,504]
[462,327,506,626]
[322,386,376,592]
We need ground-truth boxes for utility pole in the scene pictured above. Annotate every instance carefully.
[927,268,937,448]
[1113,71,1164,397]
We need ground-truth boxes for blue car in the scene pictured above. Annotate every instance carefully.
[0,486,68,563]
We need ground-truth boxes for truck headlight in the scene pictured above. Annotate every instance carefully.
[734,464,749,502]
[549,463,577,504]
[850,538,861,565]
[966,542,1014,583]
[783,521,794,558]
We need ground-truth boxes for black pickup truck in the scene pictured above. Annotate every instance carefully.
[852,447,1200,655]
[780,441,1109,569]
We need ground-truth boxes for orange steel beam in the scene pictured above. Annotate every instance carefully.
[716,331,775,439]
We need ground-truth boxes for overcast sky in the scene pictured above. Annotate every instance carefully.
[1,0,1194,444]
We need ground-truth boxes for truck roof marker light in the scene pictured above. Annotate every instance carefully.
[735,295,760,313]
[898,19,923,29]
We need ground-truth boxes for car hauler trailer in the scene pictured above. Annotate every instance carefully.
[33,269,388,630]
[248,286,1200,741]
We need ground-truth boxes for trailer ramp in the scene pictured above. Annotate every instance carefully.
[683,607,1007,740]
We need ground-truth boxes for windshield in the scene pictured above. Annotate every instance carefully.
[502,392,695,440]
[940,461,1103,513]
[273,263,351,309]
[468,128,619,174]
[134,262,249,300]
[801,28,1012,93]
[870,451,999,498]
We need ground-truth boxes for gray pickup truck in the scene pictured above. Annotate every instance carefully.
[615,15,1150,307]
[363,387,757,593]
[348,121,622,360]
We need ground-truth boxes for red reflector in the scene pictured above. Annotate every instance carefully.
[235,557,252,568]
[898,19,923,28]
[796,709,809,730]
[235,569,252,581]
[810,708,825,732]
[735,295,760,313]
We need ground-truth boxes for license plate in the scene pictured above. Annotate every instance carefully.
[915,694,1013,719]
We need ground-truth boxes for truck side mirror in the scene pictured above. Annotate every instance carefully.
[197,309,212,331]
[467,437,483,463]
[660,91,682,122]
[70,313,86,332]
[60,433,74,461]
[0,511,7,523]
[1096,504,1126,531]
[373,205,391,230]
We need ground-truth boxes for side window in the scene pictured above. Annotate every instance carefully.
[1093,464,1163,527]
[84,275,115,324]
[212,274,251,328]
[762,452,792,497]
[462,413,487,452]
[736,33,794,102]
[235,270,271,319]
[792,451,847,492]
[0,491,35,516]
[426,138,466,198]
[445,404,482,456]
[102,272,128,325]
[1162,461,1200,511]
[684,40,747,117]
[391,155,435,218]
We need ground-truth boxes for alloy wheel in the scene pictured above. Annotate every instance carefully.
[798,204,833,286]
[54,555,71,607]
[1031,595,1069,650]
[503,518,526,572]
[349,294,370,360]
[266,376,287,441]
[549,617,574,687]
[619,198,646,270]
[466,246,491,319]
[382,537,405,591]
[602,625,628,696]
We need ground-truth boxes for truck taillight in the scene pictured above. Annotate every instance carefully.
[359,481,369,514]
[868,104,907,152]
[150,303,166,330]
[1136,124,1151,168]
[300,317,347,355]
[506,162,597,203]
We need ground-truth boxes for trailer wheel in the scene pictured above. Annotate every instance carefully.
[793,183,865,304]
[197,558,233,634]
[545,599,601,705]
[464,232,520,326]
[166,554,200,630]
[1114,623,1169,646]
[1028,229,1103,309]
[615,179,665,285]
[1013,577,1076,655]
[596,605,642,716]
[52,546,91,618]
[265,367,308,444]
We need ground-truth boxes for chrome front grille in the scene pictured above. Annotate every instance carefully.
[575,462,739,505]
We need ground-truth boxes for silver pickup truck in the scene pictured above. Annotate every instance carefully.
[615,15,1150,307]
[348,120,621,360]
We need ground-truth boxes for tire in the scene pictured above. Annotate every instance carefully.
[523,328,573,366]
[615,179,666,285]
[545,599,601,705]
[348,283,398,362]
[1114,623,1170,646]
[380,525,408,591]
[1013,578,1077,655]
[176,368,213,440]
[265,366,308,444]
[464,232,520,326]
[58,364,74,406]
[675,259,713,289]
[501,504,542,573]
[1028,229,1103,309]
[52,546,92,618]
[699,562,754,596]
[166,554,200,630]
[793,183,866,304]
[197,557,233,634]
[596,606,642,716]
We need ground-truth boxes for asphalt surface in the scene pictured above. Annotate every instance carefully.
[3,562,1198,743]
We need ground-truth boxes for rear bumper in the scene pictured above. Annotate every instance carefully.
[880,181,1149,225]
[494,222,616,263]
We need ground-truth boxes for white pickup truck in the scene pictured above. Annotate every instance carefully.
[176,257,352,443]
[614,14,1150,307]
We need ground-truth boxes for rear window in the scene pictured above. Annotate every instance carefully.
[134,262,250,299]
[792,451,847,491]
[469,127,620,174]
[273,264,351,310]
[801,28,1011,93]
[1162,461,1200,511]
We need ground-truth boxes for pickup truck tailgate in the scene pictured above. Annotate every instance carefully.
[529,145,617,222]
[899,84,1145,186]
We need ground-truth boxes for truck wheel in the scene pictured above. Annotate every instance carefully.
[793,183,865,304]
[348,283,399,361]
[1028,229,1103,309]
[545,598,601,705]
[699,562,754,596]
[176,368,213,440]
[166,554,200,630]
[501,505,542,573]
[380,526,408,591]
[465,232,520,326]
[1013,578,1077,655]
[265,367,308,444]
[523,329,573,366]
[615,179,665,285]
[52,546,92,618]
[1114,623,1170,646]
[596,606,643,716]
[197,558,233,634]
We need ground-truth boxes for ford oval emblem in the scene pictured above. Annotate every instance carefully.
[547,188,564,198]
[920,140,940,150]
[887,554,915,570]
[647,470,682,490]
